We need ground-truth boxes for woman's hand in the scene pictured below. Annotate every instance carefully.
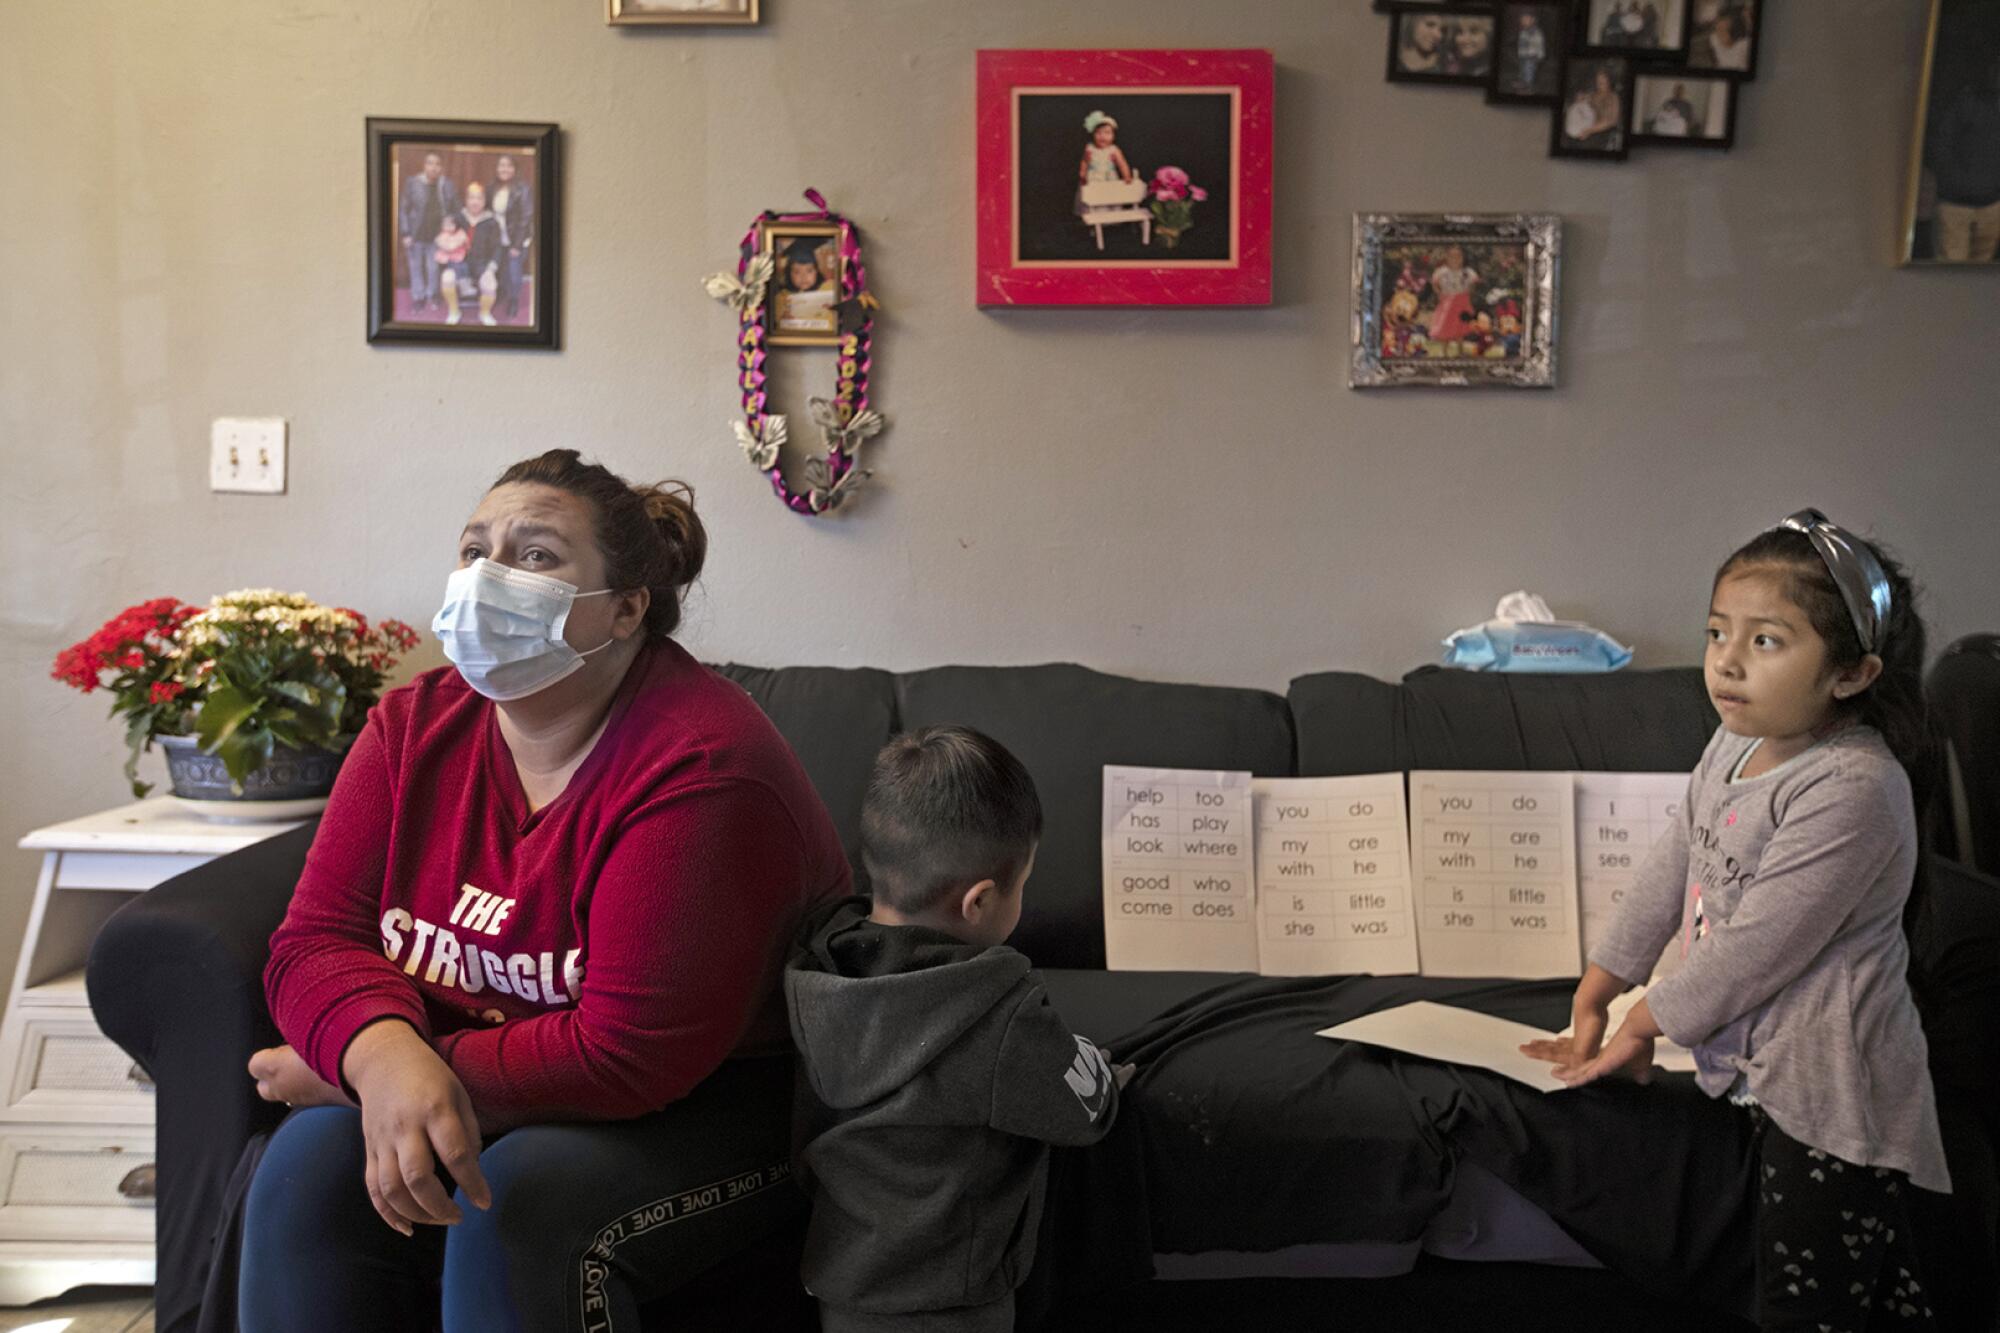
[1519,963,1624,1069]
[341,1020,491,1237]
[247,1045,353,1109]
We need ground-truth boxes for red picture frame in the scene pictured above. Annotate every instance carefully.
[976,49,1274,307]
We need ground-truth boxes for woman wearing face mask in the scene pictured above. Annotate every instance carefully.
[237,450,852,1331]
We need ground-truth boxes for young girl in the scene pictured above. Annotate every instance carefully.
[1426,245,1479,347]
[1077,111,1133,188]
[432,214,470,323]
[775,236,835,335]
[1526,509,1948,1330]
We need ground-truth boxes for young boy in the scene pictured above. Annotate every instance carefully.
[786,726,1127,1332]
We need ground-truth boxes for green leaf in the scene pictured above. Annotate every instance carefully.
[195,683,260,752]
[267,680,318,707]
[273,677,345,737]
[121,739,151,799]
[265,714,313,750]
[216,724,275,790]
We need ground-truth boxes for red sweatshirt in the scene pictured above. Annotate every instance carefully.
[264,640,850,1124]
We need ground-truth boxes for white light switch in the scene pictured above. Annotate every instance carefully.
[210,418,287,494]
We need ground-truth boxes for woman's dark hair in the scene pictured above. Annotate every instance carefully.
[860,726,1044,915]
[491,449,706,640]
[1715,525,1939,982]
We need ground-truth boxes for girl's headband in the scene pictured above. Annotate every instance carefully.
[1776,508,1893,654]
[1083,111,1118,132]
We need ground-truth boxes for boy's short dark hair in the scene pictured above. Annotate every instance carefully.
[861,726,1043,915]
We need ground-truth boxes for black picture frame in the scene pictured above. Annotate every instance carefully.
[1488,1,1573,106]
[1550,55,1633,160]
[1386,5,1502,87]
[366,117,561,349]
[1629,71,1737,149]
[1685,0,1759,80]
[1572,0,1692,62]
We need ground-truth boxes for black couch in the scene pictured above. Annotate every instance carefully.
[86,662,2000,1332]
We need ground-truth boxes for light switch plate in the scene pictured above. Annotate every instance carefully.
[210,418,287,494]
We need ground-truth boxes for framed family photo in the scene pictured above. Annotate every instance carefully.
[365,118,561,348]
[1551,56,1632,159]
[760,222,843,346]
[1630,72,1735,148]
[1901,0,2000,264]
[1575,0,1690,60]
[1350,212,1560,389]
[1488,2,1569,105]
[1387,6,1499,87]
[606,0,759,25]
[974,48,1274,306]
[1687,0,1758,78]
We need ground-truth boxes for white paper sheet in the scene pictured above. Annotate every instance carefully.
[1574,771,1688,979]
[1317,1000,1571,1092]
[1102,766,1258,972]
[1252,775,1417,976]
[1409,770,1579,978]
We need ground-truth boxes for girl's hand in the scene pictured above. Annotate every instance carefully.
[341,1020,491,1237]
[247,1044,354,1109]
[1554,1019,1656,1088]
[1519,963,1624,1068]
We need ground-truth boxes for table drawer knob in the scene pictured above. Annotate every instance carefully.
[117,1163,157,1200]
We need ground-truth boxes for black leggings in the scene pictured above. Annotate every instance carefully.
[1752,1107,1936,1332]
[239,1056,800,1332]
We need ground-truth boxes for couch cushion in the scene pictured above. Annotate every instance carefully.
[710,664,897,877]
[1394,665,1717,773]
[1928,634,2000,876]
[1287,671,1406,776]
[893,664,1294,968]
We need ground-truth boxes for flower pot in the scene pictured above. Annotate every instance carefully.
[156,734,345,820]
[1155,227,1184,249]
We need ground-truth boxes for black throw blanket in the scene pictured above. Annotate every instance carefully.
[1033,975,1756,1323]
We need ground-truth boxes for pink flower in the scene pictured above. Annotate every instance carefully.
[1188,185,1208,201]
[1149,166,1190,201]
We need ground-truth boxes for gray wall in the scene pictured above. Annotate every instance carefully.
[1,0,1994,991]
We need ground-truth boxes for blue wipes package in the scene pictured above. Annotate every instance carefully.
[1442,619,1634,673]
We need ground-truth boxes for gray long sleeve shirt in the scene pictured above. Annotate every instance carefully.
[1590,725,1950,1193]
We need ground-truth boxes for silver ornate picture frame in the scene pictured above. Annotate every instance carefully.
[1351,212,1561,388]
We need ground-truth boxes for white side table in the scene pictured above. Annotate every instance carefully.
[0,798,306,1305]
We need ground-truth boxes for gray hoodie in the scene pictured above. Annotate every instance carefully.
[786,898,1119,1316]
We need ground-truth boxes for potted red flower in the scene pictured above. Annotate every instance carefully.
[52,590,419,807]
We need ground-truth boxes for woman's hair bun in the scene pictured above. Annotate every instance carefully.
[636,482,707,593]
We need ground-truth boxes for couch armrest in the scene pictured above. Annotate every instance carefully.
[85,821,316,1333]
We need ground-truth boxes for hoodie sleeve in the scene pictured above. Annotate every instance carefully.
[988,979,1119,1146]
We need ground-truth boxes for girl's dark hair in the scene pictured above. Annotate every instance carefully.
[1716,525,1939,981]
[491,449,706,640]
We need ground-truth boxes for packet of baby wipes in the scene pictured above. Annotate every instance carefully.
[1442,591,1633,673]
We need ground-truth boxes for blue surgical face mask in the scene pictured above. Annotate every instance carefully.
[431,558,616,702]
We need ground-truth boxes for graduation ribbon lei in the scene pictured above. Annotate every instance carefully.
[702,190,885,515]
